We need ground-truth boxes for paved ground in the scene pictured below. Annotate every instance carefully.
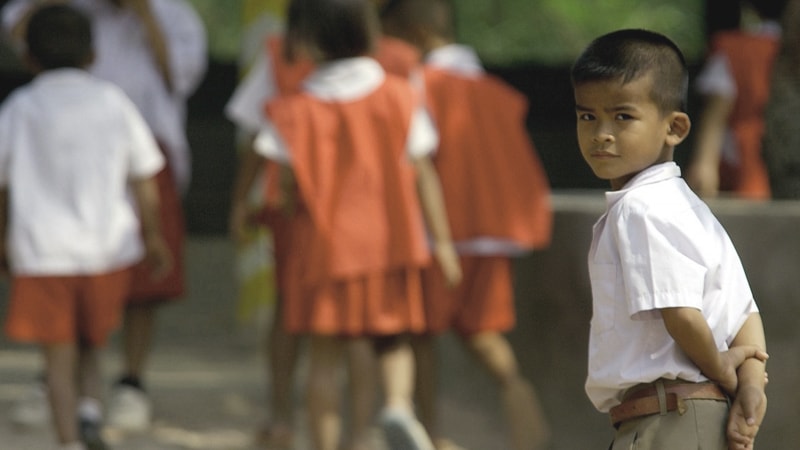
[0,237,508,450]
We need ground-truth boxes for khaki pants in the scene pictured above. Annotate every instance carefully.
[610,399,729,450]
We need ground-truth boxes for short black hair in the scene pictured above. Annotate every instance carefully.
[380,0,455,42]
[285,0,378,62]
[26,4,93,70]
[571,29,688,114]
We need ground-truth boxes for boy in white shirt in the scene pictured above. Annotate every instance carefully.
[0,5,170,449]
[571,29,768,449]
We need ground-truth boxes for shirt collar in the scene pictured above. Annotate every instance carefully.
[604,162,682,207]
[425,44,485,77]
[302,57,385,101]
[33,68,89,85]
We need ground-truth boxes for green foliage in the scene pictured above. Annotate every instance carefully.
[186,0,244,61]
[455,0,706,66]
[187,0,706,67]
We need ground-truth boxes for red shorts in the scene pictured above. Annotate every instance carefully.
[421,255,515,335]
[4,268,132,346]
[128,158,186,303]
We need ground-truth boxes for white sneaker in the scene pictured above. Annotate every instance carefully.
[379,407,435,450]
[10,382,50,428]
[106,385,151,432]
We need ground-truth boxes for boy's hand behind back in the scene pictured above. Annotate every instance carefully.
[717,346,768,395]
[727,382,767,450]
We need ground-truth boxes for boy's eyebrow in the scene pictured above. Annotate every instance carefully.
[575,103,639,112]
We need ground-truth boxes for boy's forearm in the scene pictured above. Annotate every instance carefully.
[731,313,767,388]
[127,0,174,91]
[413,156,452,246]
[661,307,727,381]
[132,176,162,238]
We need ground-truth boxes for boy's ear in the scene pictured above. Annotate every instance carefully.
[665,112,691,147]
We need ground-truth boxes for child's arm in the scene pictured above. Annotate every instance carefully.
[686,94,733,198]
[125,0,174,92]
[726,313,767,450]
[660,307,767,394]
[229,146,265,244]
[132,176,171,279]
[413,155,461,287]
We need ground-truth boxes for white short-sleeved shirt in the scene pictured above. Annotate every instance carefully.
[0,69,165,275]
[2,0,207,193]
[585,162,758,412]
[225,50,278,135]
[253,57,438,163]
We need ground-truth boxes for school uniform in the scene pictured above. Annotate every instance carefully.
[420,44,552,334]
[254,57,438,336]
[226,35,422,297]
[586,162,759,447]
[2,0,207,302]
[0,69,165,345]
[695,22,781,199]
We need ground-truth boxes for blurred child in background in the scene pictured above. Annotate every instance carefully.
[228,1,461,449]
[0,5,171,448]
[687,0,787,199]
[380,1,553,449]
[1,0,207,431]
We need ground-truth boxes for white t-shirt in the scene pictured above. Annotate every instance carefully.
[584,162,758,412]
[253,57,438,163]
[0,69,165,275]
[2,0,207,193]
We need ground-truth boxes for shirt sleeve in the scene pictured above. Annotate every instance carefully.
[154,0,208,98]
[253,119,291,165]
[695,52,737,99]
[406,106,438,159]
[611,204,708,320]
[224,52,277,134]
[121,94,165,179]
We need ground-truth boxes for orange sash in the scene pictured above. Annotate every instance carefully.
[265,76,430,284]
[424,68,552,249]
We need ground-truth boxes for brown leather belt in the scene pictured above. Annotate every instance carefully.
[609,380,728,427]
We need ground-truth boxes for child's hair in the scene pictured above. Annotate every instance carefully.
[26,4,93,70]
[571,29,688,114]
[285,0,379,62]
[380,0,455,43]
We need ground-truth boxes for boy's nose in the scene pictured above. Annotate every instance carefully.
[592,127,615,144]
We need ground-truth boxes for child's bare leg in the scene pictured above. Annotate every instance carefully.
[465,332,550,450]
[410,335,439,439]
[344,337,377,450]
[258,298,300,447]
[121,302,157,380]
[378,338,416,412]
[43,343,80,444]
[308,335,345,450]
[77,346,104,404]
[376,336,434,450]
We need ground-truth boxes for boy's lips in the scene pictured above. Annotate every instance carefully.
[590,150,619,158]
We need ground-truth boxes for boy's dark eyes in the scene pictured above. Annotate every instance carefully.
[577,112,594,121]
[615,113,634,120]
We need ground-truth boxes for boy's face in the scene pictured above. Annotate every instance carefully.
[574,73,688,190]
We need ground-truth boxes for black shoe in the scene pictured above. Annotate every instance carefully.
[79,419,109,450]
